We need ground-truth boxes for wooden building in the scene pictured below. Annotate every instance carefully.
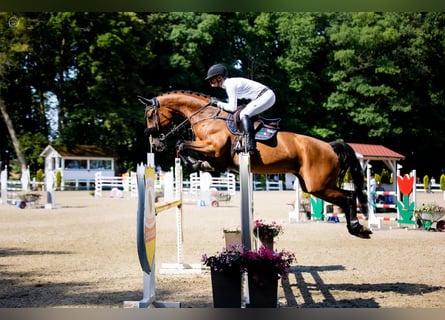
[40,145,118,189]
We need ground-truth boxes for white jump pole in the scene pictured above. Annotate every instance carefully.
[239,152,253,250]
[288,178,301,223]
[45,170,56,209]
[1,167,7,205]
[411,169,417,207]
[159,157,201,274]
[174,157,184,265]
[366,164,380,229]
[239,152,254,307]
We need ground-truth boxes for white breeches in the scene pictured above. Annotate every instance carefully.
[240,90,276,118]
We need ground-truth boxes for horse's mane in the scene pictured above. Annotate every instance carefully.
[161,90,211,100]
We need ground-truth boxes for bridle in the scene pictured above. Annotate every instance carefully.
[138,95,215,143]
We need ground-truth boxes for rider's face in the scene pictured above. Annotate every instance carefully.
[209,76,221,87]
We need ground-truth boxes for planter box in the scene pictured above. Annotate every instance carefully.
[211,269,242,308]
[224,232,242,247]
[246,270,278,308]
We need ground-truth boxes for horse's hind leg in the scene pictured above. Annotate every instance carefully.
[312,187,372,239]
[340,190,372,239]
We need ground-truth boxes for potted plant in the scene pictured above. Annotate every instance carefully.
[202,245,246,308]
[252,219,283,250]
[243,246,296,308]
[223,226,242,247]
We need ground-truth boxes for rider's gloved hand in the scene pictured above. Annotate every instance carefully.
[209,98,219,107]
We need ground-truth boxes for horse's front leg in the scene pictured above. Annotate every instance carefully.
[176,140,219,172]
[178,139,223,157]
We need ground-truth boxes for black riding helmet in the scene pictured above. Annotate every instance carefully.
[205,64,228,80]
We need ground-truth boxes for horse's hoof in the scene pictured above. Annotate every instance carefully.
[191,161,202,172]
[348,225,373,239]
[200,161,215,172]
[176,140,184,151]
[356,231,372,239]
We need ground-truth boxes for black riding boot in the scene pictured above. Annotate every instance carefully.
[241,115,256,153]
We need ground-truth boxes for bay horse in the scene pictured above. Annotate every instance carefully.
[140,91,372,239]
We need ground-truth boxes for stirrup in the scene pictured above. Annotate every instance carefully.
[234,142,255,154]
[233,141,245,153]
[245,143,256,153]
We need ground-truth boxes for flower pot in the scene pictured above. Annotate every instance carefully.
[224,231,242,248]
[210,269,243,308]
[259,237,274,251]
[246,269,278,308]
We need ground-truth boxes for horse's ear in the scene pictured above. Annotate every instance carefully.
[137,96,153,106]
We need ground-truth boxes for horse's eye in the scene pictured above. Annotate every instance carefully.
[146,109,154,119]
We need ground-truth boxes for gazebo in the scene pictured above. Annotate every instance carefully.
[348,143,405,175]
[348,142,405,198]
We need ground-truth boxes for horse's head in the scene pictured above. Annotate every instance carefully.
[139,91,214,152]
[138,96,173,152]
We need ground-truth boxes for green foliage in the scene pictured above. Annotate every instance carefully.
[1,12,445,177]
[18,132,48,176]
[380,169,391,184]
[7,159,21,180]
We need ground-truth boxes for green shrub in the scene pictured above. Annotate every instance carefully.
[440,174,445,191]
[380,169,391,184]
[36,169,44,182]
[374,173,381,184]
[423,175,429,191]
[56,170,62,189]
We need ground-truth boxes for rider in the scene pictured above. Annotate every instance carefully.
[205,63,276,153]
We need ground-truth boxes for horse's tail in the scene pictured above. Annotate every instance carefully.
[330,141,368,214]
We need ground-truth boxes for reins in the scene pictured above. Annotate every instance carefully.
[145,96,222,142]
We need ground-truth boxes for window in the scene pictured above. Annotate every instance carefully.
[65,159,87,170]
[90,160,112,170]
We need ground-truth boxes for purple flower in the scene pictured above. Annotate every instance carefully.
[242,246,296,282]
[202,245,246,273]
[252,219,283,240]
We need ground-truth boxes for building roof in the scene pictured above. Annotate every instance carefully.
[40,145,118,159]
[347,143,405,161]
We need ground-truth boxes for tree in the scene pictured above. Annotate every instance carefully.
[325,13,445,173]
[1,12,444,178]
[275,12,334,133]
[0,13,31,172]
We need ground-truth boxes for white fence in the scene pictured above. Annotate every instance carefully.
[186,172,236,198]
[1,169,45,205]
[252,177,284,191]
[94,171,137,198]
[415,183,441,193]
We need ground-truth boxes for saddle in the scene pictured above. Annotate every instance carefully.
[226,109,281,141]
